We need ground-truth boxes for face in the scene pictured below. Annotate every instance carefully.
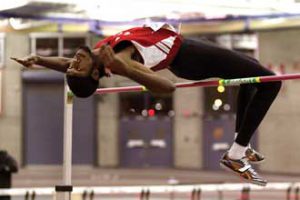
[67,49,93,77]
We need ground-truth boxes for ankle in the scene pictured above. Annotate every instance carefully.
[228,142,247,160]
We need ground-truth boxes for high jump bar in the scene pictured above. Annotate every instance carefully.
[96,73,300,94]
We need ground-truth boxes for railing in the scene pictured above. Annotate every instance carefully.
[0,182,298,200]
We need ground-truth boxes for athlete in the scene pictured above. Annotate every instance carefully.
[11,23,281,186]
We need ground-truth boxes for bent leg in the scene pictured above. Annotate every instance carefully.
[235,84,256,133]
[235,80,281,146]
[170,38,282,146]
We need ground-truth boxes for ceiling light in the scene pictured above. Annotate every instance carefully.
[0,0,28,11]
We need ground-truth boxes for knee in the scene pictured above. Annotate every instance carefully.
[261,71,282,94]
[272,80,282,94]
[261,80,282,97]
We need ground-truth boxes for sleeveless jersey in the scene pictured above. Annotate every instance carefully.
[94,26,182,71]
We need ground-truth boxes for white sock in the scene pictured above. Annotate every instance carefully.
[228,142,247,160]
[234,132,238,139]
[234,132,251,148]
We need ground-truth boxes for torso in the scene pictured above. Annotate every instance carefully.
[94,25,183,71]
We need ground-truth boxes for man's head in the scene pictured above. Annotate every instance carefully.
[67,46,95,77]
[66,46,105,98]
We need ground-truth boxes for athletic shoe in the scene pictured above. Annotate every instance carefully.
[246,147,265,164]
[220,152,267,186]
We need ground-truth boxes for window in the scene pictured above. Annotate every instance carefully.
[30,33,88,58]
[36,38,59,56]
[63,37,86,57]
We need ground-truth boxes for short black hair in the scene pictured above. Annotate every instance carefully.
[66,75,99,98]
[66,46,103,98]
[78,46,93,56]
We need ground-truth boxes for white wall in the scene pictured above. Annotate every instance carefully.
[0,33,29,164]
[258,29,300,173]
[173,87,203,168]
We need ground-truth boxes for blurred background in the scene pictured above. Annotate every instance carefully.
[0,0,300,189]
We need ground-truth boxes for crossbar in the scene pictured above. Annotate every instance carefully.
[96,73,300,94]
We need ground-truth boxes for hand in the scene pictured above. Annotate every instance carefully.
[66,57,87,77]
[98,45,129,76]
[66,65,89,77]
[11,55,39,68]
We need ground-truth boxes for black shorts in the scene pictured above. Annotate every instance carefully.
[169,38,275,80]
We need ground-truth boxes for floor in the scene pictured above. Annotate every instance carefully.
[4,167,299,200]
[12,166,300,187]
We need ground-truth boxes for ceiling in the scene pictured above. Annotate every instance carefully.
[1,0,300,23]
[0,0,300,34]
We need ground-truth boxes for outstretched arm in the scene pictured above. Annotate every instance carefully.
[11,55,71,73]
[96,45,175,94]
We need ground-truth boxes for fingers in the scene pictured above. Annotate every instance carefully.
[66,68,79,76]
[10,57,33,68]
[104,67,112,77]
[105,45,114,57]
[10,57,18,61]
[10,57,22,63]
[98,45,128,76]
[66,67,88,77]
[11,57,26,66]
[99,44,115,67]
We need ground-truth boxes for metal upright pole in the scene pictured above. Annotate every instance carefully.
[55,82,73,200]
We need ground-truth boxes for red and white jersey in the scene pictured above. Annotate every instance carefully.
[94,25,183,71]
